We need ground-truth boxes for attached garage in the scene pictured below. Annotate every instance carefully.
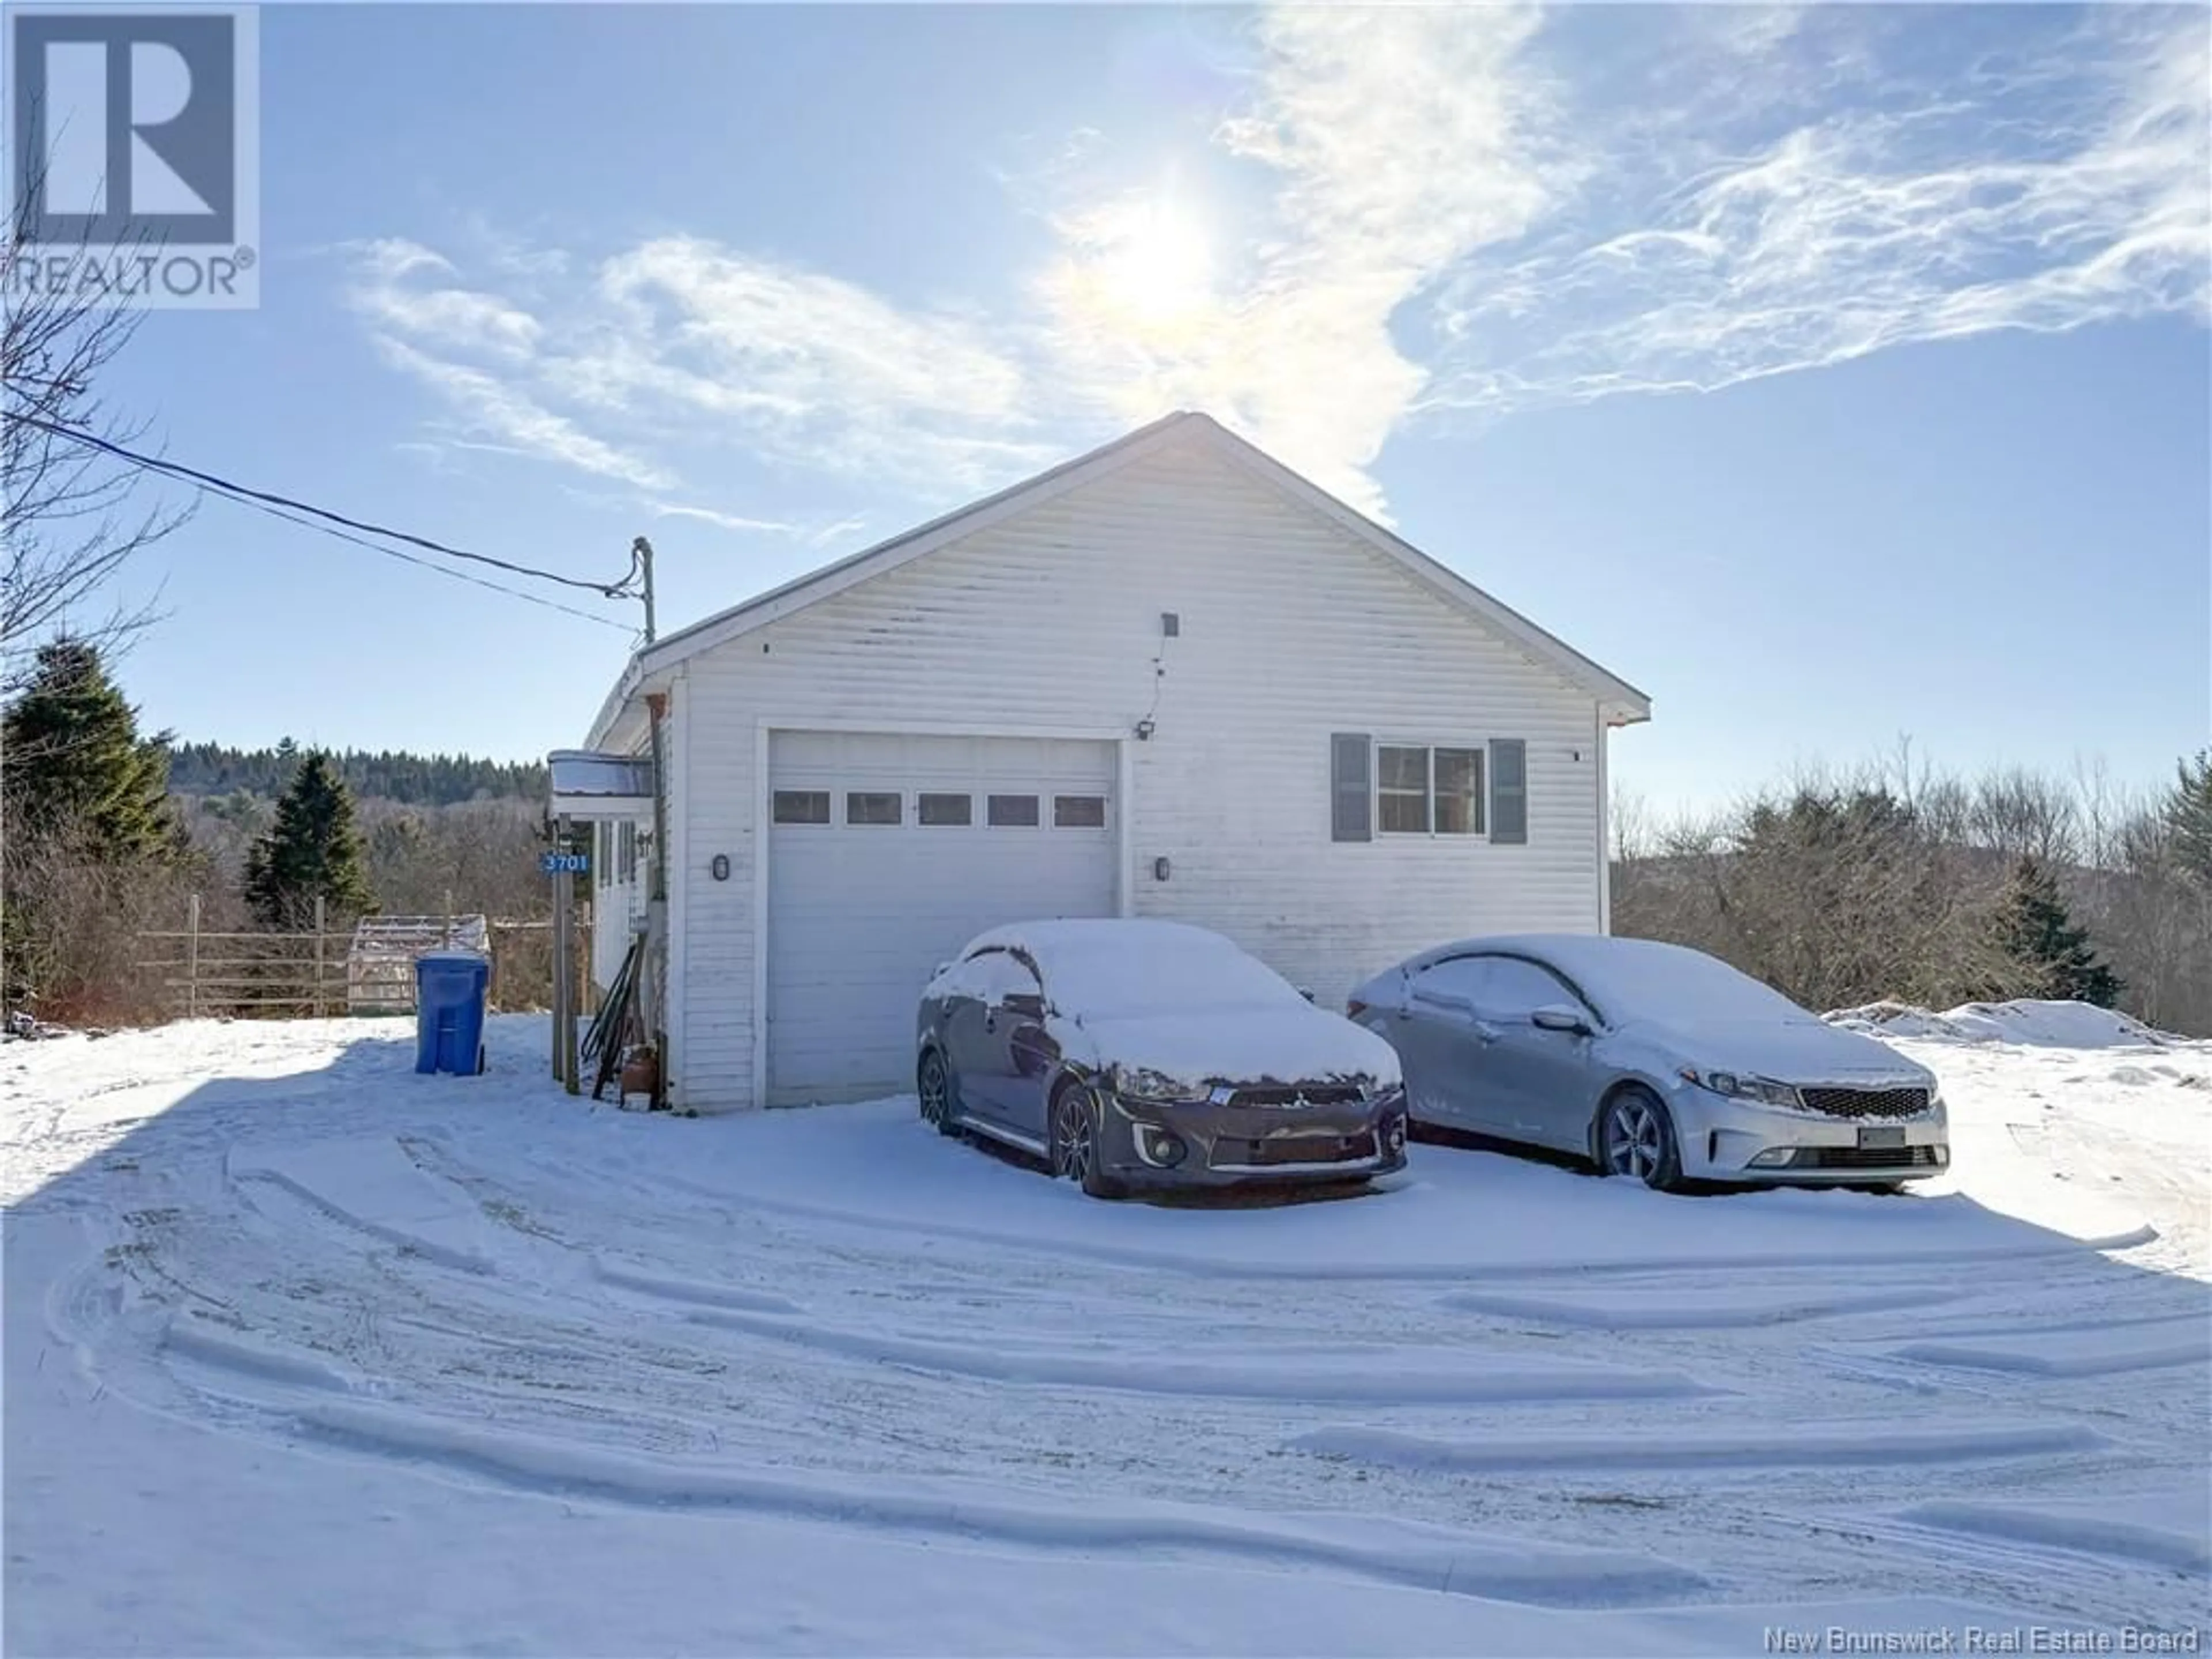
[579,411,1651,1112]
[764,730,1118,1105]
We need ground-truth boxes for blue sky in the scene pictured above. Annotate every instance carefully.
[77,2,2212,813]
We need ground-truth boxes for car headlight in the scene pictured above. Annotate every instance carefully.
[1679,1066,1801,1109]
[1110,1065,1213,1105]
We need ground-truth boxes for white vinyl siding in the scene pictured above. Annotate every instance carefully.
[664,443,1609,1110]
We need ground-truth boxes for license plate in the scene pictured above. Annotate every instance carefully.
[1857,1126,1907,1152]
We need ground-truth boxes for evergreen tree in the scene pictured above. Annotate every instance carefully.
[1995,855,2122,1007]
[2166,750,2212,889]
[244,751,376,927]
[1,637,177,861]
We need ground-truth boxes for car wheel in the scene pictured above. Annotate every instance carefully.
[916,1048,961,1137]
[1050,1081,1126,1200]
[1596,1085,1681,1192]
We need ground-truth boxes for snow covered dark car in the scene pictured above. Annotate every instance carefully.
[1349,935,1949,1192]
[915,920,1407,1198]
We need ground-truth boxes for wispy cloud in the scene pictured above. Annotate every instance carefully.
[347,4,2208,521]
[1427,6,2210,416]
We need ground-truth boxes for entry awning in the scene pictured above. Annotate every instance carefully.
[548,749,654,819]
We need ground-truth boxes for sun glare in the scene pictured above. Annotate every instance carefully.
[1093,198,1215,327]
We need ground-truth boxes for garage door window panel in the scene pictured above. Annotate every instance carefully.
[846,791,903,826]
[919,793,973,827]
[1054,794,1107,829]
[773,790,831,825]
[988,794,1041,828]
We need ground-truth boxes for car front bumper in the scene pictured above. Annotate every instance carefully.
[1670,1086,1949,1184]
[1097,1092,1410,1190]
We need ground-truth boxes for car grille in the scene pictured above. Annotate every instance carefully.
[1213,1131,1377,1168]
[1224,1084,1367,1111]
[1791,1145,1942,1170]
[1798,1085,1931,1120]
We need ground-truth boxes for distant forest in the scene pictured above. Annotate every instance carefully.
[170,741,547,806]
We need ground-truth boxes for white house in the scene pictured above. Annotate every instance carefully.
[578,412,1649,1112]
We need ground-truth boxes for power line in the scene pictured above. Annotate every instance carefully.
[210,488,641,635]
[5,409,641,600]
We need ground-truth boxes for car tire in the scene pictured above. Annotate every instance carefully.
[916,1048,961,1137]
[1595,1085,1681,1192]
[1050,1081,1126,1200]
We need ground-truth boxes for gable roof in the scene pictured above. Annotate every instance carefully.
[588,412,1650,747]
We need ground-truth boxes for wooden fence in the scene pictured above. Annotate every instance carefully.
[137,897,586,1019]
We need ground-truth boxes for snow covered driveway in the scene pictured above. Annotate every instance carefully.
[6,1014,2207,1654]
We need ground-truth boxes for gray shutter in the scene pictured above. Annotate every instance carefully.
[1331,733,1372,842]
[1490,739,1527,844]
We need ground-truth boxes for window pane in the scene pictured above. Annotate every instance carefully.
[1434,748,1485,835]
[772,790,830,825]
[1377,745,1429,792]
[1053,794,1107,828]
[1378,793,1431,834]
[1377,745,1430,834]
[987,794,1040,827]
[918,792,972,827]
[846,791,902,826]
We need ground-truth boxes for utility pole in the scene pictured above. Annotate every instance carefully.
[633,535,657,645]
[634,536,671,1109]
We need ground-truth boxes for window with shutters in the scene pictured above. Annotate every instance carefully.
[1348,738,1518,840]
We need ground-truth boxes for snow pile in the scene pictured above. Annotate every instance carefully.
[1827,998,2172,1049]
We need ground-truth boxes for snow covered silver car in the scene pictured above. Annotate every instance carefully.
[916,920,1407,1199]
[1348,935,1949,1192]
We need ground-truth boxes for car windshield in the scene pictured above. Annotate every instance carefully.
[1571,941,1815,1027]
[1033,931,1303,1020]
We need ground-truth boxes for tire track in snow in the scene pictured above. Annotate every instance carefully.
[681,1304,1717,1406]
[1286,1421,2112,1474]
[295,1399,1711,1609]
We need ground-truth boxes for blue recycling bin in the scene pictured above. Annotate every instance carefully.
[414,952,490,1076]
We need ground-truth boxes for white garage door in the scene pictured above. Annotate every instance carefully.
[766,730,1117,1106]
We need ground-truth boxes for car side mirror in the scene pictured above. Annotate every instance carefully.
[1001,992,1046,1020]
[1531,1005,1591,1036]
